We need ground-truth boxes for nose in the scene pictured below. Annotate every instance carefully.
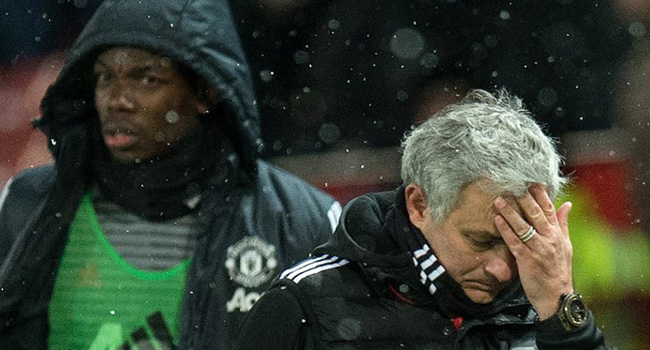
[484,246,517,284]
[100,80,135,111]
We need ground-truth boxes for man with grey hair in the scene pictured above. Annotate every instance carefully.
[233,89,608,350]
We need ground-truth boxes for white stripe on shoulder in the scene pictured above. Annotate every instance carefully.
[280,255,333,279]
[0,177,14,213]
[291,257,349,284]
[280,254,349,283]
[327,201,343,233]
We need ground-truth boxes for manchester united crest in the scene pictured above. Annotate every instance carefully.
[225,236,278,288]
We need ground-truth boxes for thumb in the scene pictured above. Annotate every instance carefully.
[556,201,572,236]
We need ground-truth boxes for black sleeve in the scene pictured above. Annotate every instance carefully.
[232,286,308,350]
[536,312,608,350]
[0,167,54,264]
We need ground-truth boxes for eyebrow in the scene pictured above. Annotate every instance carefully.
[93,60,108,70]
[93,59,162,74]
[460,229,503,241]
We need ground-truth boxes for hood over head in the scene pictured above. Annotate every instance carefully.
[37,0,262,174]
[315,191,407,267]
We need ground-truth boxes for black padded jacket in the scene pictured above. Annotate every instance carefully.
[233,189,608,350]
[0,0,340,349]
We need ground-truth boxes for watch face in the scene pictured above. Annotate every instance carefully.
[565,294,588,326]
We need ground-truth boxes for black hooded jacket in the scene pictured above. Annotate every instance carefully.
[233,189,607,350]
[0,0,339,349]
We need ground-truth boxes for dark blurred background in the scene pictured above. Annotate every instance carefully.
[1,0,649,348]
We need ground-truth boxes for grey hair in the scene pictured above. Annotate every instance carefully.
[400,89,567,223]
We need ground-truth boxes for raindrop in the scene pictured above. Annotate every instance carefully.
[537,88,558,107]
[160,57,172,68]
[165,111,180,123]
[420,52,439,68]
[110,310,116,315]
[397,90,409,101]
[114,51,129,65]
[293,50,310,64]
[629,22,646,38]
[390,28,425,59]
[50,139,57,146]
[471,42,484,55]
[155,131,165,142]
[318,124,341,144]
[337,318,362,340]
[499,10,510,20]
[272,140,283,152]
[484,35,498,47]
[260,70,274,82]
[328,19,341,31]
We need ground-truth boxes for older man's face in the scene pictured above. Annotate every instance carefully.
[93,47,203,163]
[407,183,519,304]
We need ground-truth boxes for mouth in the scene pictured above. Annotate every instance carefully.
[102,124,138,150]
[463,281,501,294]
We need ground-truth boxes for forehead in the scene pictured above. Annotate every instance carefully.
[95,47,173,69]
[449,182,520,230]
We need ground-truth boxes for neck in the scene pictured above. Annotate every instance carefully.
[91,119,233,220]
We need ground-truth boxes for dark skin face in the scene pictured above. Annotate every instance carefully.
[94,47,208,163]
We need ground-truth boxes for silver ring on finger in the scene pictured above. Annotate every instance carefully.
[519,225,537,243]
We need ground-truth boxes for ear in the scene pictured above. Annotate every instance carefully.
[405,183,430,230]
[196,100,210,115]
[195,80,221,114]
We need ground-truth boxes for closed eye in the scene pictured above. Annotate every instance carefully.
[462,230,503,251]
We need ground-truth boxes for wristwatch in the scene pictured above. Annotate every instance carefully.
[540,292,589,332]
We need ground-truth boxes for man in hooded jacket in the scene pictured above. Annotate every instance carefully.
[233,89,609,350]
[0,0,340,349]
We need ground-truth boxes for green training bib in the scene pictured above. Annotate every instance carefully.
[48,193,190,350]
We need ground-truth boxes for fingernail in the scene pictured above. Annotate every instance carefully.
[494,197,505,208]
